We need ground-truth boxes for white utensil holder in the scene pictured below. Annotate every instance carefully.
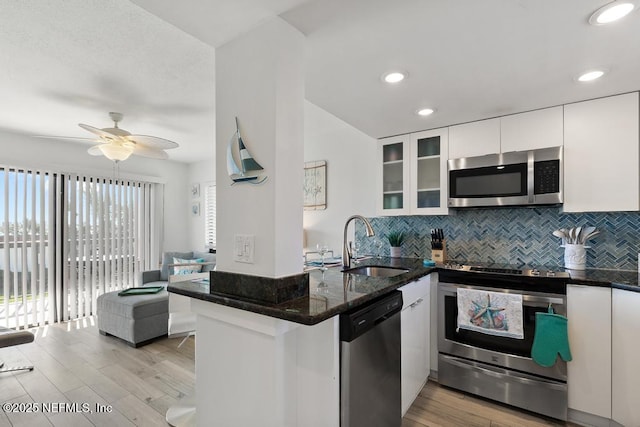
[564,244,587,270]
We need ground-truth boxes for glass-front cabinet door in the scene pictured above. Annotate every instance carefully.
[377,135,410,215]
[410,128,449,215]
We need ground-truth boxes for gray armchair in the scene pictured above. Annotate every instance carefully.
[141,250,217,287]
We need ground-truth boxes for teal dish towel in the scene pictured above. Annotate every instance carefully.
[531,307,572,367]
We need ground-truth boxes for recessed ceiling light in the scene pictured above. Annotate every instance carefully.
[416,108,435,116]
[577,70,606,82]
[589,1,635,25]
[382,71,406,84]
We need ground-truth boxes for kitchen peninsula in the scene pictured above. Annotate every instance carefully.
[168,257,433,427]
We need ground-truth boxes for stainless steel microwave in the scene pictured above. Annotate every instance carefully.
[448,146,563,208]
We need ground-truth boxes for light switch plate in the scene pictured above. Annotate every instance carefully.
[234,234,255,263]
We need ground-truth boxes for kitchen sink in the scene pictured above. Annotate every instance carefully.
[343,265,409,278]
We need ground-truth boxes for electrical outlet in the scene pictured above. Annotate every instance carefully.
[234,234,255,263]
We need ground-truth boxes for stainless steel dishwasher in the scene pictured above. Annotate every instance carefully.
[340,290,403,427]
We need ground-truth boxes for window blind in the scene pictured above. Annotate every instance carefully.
[0,168,54,329]
[0,167,158,328]
[204,183,216,249]
[61,175,155,321]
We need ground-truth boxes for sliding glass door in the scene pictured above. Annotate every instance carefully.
[0,168,157,328]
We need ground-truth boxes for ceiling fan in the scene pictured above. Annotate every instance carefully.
[78,112,179,162]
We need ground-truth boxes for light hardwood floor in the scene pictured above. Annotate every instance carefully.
[0,318,195,427]
[1,319,576,427]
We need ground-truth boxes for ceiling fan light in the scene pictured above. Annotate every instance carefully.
[99,143,134,162]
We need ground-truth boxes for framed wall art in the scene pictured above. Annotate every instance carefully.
[303,160,327,210]
[191,183,200,198]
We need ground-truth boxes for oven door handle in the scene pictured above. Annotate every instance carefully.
[439,286,564,306]
[440,354,566,389]
[522,295,564,306]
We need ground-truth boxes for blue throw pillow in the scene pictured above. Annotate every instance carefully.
[172,257,205,275]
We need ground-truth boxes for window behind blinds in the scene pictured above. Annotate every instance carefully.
[204,184,216,249]
[0,167,158,328]
[0,168,54,328]
[61,175,155,321]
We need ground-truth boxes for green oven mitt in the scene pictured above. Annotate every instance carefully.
[531,307,572,367]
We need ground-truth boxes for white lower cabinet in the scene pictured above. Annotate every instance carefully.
[399,276,431,415]
[612,288,640,427]
[566,284,612,420]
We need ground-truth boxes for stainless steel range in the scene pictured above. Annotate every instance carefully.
[437,264,570,420]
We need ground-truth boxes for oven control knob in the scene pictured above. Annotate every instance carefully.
[530,269,540,276]
[547,271,556,277]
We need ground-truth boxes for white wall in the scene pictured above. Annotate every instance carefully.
[303,101,377,255]
[188,159,215,251]
[216,17,304,278]
[0,130,190,253]
[185,101,378,259]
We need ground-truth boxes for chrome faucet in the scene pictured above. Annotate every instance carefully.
[342,215,375,269]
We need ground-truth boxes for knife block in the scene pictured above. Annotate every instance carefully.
[432,240,447,263]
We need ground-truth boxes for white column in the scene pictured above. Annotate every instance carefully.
[215,17,305,278]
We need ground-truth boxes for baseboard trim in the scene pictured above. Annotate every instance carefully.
[568,408,615,427]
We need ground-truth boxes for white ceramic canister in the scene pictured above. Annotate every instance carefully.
[564,244,586,270]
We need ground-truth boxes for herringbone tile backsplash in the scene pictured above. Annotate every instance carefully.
[356,207,640,270]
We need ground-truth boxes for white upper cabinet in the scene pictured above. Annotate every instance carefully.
[377,135,411,215]
[450,107,564,159]
[409,128,449,215]
[563,92,639,212]
[449,118,500,159]
[501,106,564,152]
[377,128,448,216]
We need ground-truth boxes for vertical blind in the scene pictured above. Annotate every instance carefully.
[205,183,216,249]
[1,168,54,328]
[60,174,155,321]
[0,167,157,328]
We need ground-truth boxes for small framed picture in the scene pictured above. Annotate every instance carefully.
[191,202,200,216]
[304,160,327,210]
[191,183,200,198]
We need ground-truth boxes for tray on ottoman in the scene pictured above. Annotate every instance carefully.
[118,286,165,296]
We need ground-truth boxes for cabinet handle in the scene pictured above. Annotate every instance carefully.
[410,298,424,308]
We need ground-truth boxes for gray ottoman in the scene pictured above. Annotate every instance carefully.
[97,288,169,347]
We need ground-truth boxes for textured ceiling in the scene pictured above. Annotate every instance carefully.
[0,0,216,163]
[281,0,640,137]
[2,0,639,163]
[130,0,311,47]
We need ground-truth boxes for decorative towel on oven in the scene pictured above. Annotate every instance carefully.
[531,306,572,367]
[456,288,524,339]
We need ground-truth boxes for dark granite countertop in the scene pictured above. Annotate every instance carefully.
[168,257,640,326]
[167,257,434,326]
[442,258,640,292]
[565,268,640,291]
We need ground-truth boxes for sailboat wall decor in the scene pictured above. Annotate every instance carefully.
[227,117,267,185]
